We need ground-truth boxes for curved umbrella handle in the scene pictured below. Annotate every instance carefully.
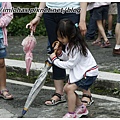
[52,41,60,54]
[54,49,57,54]
[30,31,33,36]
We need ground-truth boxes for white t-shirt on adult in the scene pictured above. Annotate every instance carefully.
[46,2,80,9]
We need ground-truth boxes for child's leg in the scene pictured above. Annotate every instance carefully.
[82,89,91,96]
[63,83,88,118]
[75,89,92,107]
[81,89,94,106]
[64,83,78,112]
[74,91,83,107]
[74,91,89,117]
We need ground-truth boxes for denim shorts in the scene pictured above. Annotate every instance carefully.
[75,76,97,90]
[0,38,7,58]
[117,3,120,23]
[92,5,109,20]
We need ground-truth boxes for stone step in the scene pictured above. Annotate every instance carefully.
[5,59,120,92]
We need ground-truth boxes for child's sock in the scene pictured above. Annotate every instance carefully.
[68,112,75,114]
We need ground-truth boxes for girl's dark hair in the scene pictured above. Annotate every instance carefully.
[57,18,88,57]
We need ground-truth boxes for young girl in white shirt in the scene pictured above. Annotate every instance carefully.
[50,19,99,118]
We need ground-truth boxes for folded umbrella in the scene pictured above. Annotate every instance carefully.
[18,41,60,118]
[21,31,36,76]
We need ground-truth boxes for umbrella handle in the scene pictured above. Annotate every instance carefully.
[30,31,33,36]
[52,41,60,54]
[54,49,57,54]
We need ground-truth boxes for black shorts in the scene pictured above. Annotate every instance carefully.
[52,63,66,80]
[92,5,109,21]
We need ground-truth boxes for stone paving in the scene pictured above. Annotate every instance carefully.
[0,82,120,118]
[0,36,120,118]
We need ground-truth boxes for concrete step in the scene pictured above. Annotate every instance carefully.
[5,59,120,92]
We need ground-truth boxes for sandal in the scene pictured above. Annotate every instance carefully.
[81,94,94,107]
[0,89,13,100]
[91,40,101,46]
[100,40,111,48]
[45,93,66,106]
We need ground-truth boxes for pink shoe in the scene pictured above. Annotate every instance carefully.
[63,113,77,118]
[75,104,89,118]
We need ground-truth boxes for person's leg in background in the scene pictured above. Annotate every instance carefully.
[107,14,114,38]
[47,40,51,54]
[97,20,109,43]
[0,40,13,100]
[43,13,66,105]
[85,9,97,41]
[0,59,8,92]
[113,3,120,56]
[91,19,106,46]
[107,3,117,39]
[92,5,111,48]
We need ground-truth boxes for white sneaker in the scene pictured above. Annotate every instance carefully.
[75,104,89,118]
[63,113,77,118]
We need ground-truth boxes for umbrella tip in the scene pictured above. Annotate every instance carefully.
[18,108,28,118]
[26,73,29,76]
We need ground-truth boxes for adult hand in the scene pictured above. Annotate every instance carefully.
[26,17,40,32]
[79,21,87,36]
[79,2,88,36]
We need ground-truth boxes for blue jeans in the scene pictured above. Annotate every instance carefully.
[43,12,80,80]
[86,9,97,40]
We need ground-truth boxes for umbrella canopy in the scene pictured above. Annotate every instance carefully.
[18,41,60,118]
[21,31,36,76]
[18,59,52,118]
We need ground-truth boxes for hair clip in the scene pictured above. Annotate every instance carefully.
[75,23,79,28]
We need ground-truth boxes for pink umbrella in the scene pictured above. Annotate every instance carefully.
[21,31,36,76]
